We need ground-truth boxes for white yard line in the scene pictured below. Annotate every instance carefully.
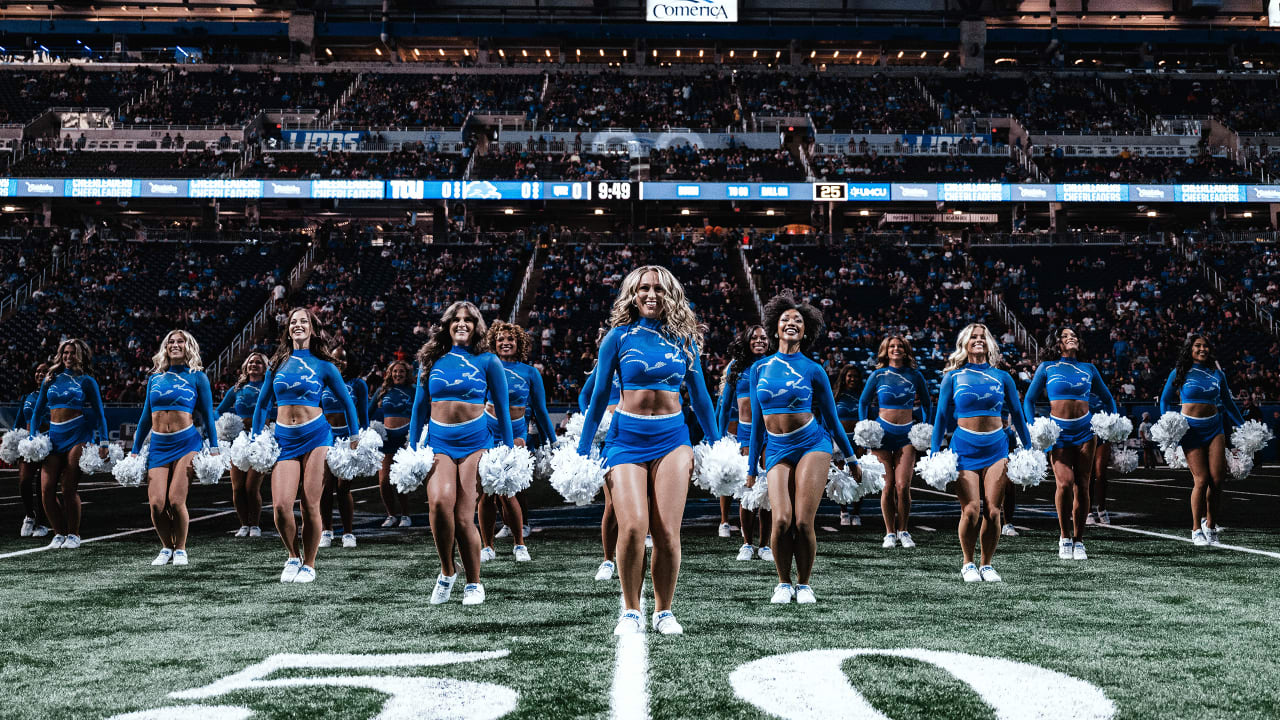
[610,590,650,720]
[1108,478,1280,499]
[1097,524,1280,560]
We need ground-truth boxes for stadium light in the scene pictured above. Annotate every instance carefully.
[464,49,470,56]
[676,49,680,57]
[729,50,735,58]
[776,51,781,59]
[439,48,445,56]
[594,208,604,215]
[375,47,382,56]
[897,51,904,59]
[681,209,691,215]
[599,49,605,56]
[859,209,870,216]
[522,49,528,57]
[833,51,839,58]
[810,50,816,58]
[944,51,950,58]
[752,50,758,58]
[1243,212,1253,218]
[1146,211,1157,217]
[499,49,505,57]
[504,209,515,215]
[855,50,862,58]
[325,48,332,56]
[2,206,16,212]
[653,49,658,57]
[920,51,927,58]
[413,48,420,56]
[622,49,628,57]
[766,209,775,216]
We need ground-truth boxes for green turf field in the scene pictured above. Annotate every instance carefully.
[1,466,1278,719]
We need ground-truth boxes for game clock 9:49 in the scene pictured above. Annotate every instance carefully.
[596,181,633,200]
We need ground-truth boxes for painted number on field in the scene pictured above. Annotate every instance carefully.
[731,648,1115,720]
[107,651,518,720]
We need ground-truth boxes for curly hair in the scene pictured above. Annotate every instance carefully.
[378,359,413,395]
[762,293,824,354]
[416,301,487,379]
[235,352,270,390]
[269,307,339,371]
[1172,333,1216,393]
[608,265,703,365]
[149,329,204,373]
[875,333,917,370]
[943,323,1004,372]
[1041,326,1087,364]
[46,338,92,382]
[719,324,767,397]
[481,320,532,363]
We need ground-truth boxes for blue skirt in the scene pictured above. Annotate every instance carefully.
[951,426,1010,472]
[275,415,334,462]
[329,424,350,440]
[49,416,94,455]
[735,420,752,449]
[603,410,690,469]
[428,414,492,461]
[147,425,204,469]
[486,411,528,447]
[763,418,834,473]
[383,423,409,454]
[1052,413,1094,450]
[877,417,913,451]
[1180,413,1224,450]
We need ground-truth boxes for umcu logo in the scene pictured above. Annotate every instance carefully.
[847,184,890,200]
[646,0,738,23]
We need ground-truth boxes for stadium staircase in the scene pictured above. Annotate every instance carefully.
[509,243,544,324]
[1170,235,1280,342]
[0,240,75,323]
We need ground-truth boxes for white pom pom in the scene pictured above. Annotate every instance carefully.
[1029,417,1062,452]
[18,433,51,463]
[228,431,252,472]
[390,445,435,493]
[1110,447,1139,474]
[192,447,228,485]
[352,427,385,477]
[909,423,933,452]
[326,436,362,480]
[915,449,958,491]
[1227,448,1254,481]
[853,419,884,449]
[479,444,535,497]
[243,426,281,473]
[112,450,148,487]
[1090,412,1132,444]
[1007,448,1049,487]
[692,436,748,497]
[1,428,24,464]
[737,477,771,512]
[825,463,863,505]
[1231,419,1275,456]
[368,420,387,442]
[79,443,123,474]
[216,412,245,444]
[1151,412,1189,449]
[533,444,554,478]
[548,446,607,506]
[1163,444,1187,469]
[856,453,886,495]
[560,413,586,445]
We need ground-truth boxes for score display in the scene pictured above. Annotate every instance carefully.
[596,181,633,200]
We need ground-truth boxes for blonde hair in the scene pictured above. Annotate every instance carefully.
[150,329,204,373]
[235,352,270,389]
[47,338,92,381]
[608,265,703,365]
[875,334,917,369]
[943,323,1004,372]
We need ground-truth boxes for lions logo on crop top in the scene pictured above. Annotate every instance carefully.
[756,355,812,412]
[620,324,686,388]
[954,366,1003,413]
[278,356,323,397]
[1043,360,1091,399]
[152,370,198,407]
[431,350,486,401]
[878,368,918,406]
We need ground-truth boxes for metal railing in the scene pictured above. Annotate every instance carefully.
[738,245,765,324]
[0,249,67,320]
[1171,234,1280,339]
[509,243,541,324]
[984,290,1039,361]
[207,245,316,380]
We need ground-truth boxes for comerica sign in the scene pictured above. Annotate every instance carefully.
[646,0,738,23]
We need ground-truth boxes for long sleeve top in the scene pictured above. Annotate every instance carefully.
[30,370,109,442]
[715,358,756,437]
[931,363,1031,454]
[492,360,557,445]
[252,349,360,434]
[578,364,622,412]
[746,351,857,477]
[1159,364,1245,428]
[1022,357,1117,420]
[133,365,218,454]
[322,377,369,431]
[857,365,933,422]
[409,346,513,449]
[370,383,415,421]
[217,379,268,419]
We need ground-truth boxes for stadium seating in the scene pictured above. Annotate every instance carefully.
[125,69,351,126]
[333,73,542,128]
[244,146,464,179]
[0,67,159,123]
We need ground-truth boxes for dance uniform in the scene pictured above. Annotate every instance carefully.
[133,366,218,469]
[578,318,718,468]
[217,380,268,429]
[409,346,513,460]
[747,352,856,474]
[322,378,369,438]
[858,366,933,450]
[30,371,108,453]
[371,384,414,453]
[932,363,1031,471]
[579,365,622,412]
[716,359,757,447]
[486,360,557,447]
[252,350,360,462]
[1158,364,1244,449]
[1022,358,1117,449]
[19,390,47,434]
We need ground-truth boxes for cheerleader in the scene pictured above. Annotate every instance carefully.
[16,364,51,538]
[371,360,414,527]
[1158,335,1244,546]
[1021,327,1117,560]
[29,339,110,550]
[319,347,369,549]
[252,308,361,583]
[409,301,514,606]
[216,352,269,538]
[746,294,856,605]
[833,364,864,528]
[478,321,556,563]
[132,330,219,566]
[580,355,622,581]
[859,335,932,549]
[931,323,1030,582]
[578,266,719,634]
[716,324,772,561]
[1088,393,1113,526]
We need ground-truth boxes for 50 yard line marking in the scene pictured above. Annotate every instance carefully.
[611,590,650,720]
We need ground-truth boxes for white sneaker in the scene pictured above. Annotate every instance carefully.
[1059,538,1074,560]
[522,525,531,537]
[319,530,334,548]
[979,565,1003,582]
[1085,512,1098,526]
[757,546,774,561]
[961,562,982,582]
[430,573,457,604]
[1206,527,1221,546]
[172,550,189,566]
[882,533,898,548]
[280,558,302,583]
[839,510,851,526]
[850,515,861,527]
[1072,541,1087,560]
[294,565,316,583]
[47,534,66,549]
[342,533,357,548]
[151,548,173,566]
[595,560,616,581]
[1098,510,1111,525]
[718,522,732,538]
[61,534,81,549]
[1001,524,1019,537]
[462,583,486,606]
[897,531,916,548]
[771,583,795,603]
[652,610,683,635]
[398,516,412,528]
[513,545,531,562]
[645,534,653,548]
[381,516,398,528]
[495,525,512,538]
[479,546,497,563]
[234,526,250,538]
[795,585,817,604]
[248,526,261,538]
[736,544,756,561]
[614,609,644,635]
[20,516,34,537]
[31,525,49,538]
[1192,530,1209,546]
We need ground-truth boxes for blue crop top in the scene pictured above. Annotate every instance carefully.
[409,346,513,449]
[578,365,622,412]
[217,380,267,419]
[1022,358,1117,420]
[835,392,860,424]
[133,366,219,454]
[1159,364,1245,428]
[30,371,108,442]
[577,320,719,457]
[715,358,760,436]
[252,349,360,434]
[746,352,856,476]
[858,366,933,419]
[323,377,369,431]
[931,363,1031,453]
[490,360,558,445]
[372,384,414,420]
[20,390,47,431]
